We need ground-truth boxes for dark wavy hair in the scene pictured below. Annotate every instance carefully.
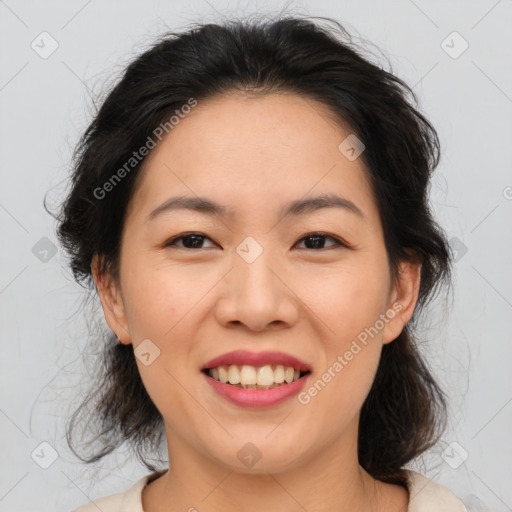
[49,13,452,488]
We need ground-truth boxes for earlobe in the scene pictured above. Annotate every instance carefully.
[91,254,132,345]
[382,260,422,344]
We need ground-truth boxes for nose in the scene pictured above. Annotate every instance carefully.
[214,243,299,332]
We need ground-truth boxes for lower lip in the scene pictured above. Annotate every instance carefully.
[202,372,310,408]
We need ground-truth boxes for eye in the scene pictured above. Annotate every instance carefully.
[164,233,216,249]
[294,232,348,250]
[163,231,348,251]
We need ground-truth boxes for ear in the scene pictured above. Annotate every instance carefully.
[382,259,422,345]
[91,254,131,345]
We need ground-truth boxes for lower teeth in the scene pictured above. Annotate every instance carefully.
[225,382,291,389]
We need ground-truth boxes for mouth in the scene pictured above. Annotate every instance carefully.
[200,350,313,407]
[201,364,312,390]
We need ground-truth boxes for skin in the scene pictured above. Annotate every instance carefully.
[92,91,420,512]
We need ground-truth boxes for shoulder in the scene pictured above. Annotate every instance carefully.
[404,470,468,512]
[70,470,166,512]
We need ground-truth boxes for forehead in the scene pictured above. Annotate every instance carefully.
[125,92,378,227]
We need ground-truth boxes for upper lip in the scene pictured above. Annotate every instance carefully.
[202,350,312,372]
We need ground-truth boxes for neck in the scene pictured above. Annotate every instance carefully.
[142,425,407,512]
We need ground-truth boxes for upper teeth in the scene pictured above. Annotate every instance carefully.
[208,364,303,386]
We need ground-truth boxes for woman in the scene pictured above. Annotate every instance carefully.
[56,14,468,511]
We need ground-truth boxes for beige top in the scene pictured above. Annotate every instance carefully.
[71,469,468,511]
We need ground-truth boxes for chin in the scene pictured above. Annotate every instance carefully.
[209,438,307,475]
[227,455,301,475]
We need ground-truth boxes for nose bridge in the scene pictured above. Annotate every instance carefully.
[233,234,279,299]
[219,234,296,330]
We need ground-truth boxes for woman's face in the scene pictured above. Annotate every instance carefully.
[93,92,420,474]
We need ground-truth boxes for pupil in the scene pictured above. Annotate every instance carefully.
[184,235,203,248]
[306,235,323,249]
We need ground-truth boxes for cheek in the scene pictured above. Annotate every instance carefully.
[300,258,390,344]
[295,258,388,412]
[121,260,207,395]
[126,271,201,422]
[121,261,201,339]
[309,346,382,443]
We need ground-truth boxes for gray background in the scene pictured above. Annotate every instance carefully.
[1,1,511,511]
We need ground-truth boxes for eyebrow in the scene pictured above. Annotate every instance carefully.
[146,193,365,223]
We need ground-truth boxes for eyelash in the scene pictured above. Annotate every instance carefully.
[163,232,349,251]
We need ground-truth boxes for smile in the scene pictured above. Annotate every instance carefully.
[202,364,311,389]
